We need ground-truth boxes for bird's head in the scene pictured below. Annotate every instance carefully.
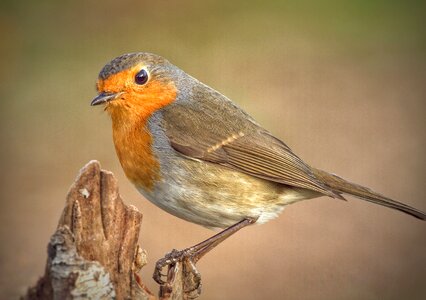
[91,52,179,122]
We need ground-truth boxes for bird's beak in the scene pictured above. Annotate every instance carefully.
[90,92,123,106]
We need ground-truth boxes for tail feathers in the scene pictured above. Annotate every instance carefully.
[312,168,426,220]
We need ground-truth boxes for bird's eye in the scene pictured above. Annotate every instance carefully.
[135,69,149,85]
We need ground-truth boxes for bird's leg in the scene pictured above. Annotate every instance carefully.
[153,217,257,284]
[189,217,258,262]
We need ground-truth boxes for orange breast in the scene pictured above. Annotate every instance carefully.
[103,73,177,190]
[113,121,161,190]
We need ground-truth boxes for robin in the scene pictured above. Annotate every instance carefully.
[91,52,425,284]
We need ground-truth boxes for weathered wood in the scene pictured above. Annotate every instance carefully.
[22,161,155,300]
[22,160,203,300]
[25,226,117,299]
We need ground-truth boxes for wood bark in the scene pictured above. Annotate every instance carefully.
[22,160,202,300]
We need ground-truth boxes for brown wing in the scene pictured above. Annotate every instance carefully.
[160,88,340,198]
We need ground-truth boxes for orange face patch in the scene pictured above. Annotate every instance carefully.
[98,65,177,190]
[97,65,177,120]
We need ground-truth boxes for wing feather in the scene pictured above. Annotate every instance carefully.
[160,87,340,198]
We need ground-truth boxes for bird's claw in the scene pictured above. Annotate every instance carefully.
[153,248,196,284]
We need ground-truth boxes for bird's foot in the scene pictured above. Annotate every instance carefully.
[153,218,257,300]
[153,218,257,285]
[154,248,202,299]
[153,248,198,285]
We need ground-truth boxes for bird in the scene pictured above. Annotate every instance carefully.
[91,52,425,283]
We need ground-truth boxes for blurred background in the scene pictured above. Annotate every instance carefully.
[1,0,425,299]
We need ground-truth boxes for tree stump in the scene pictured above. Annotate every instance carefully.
[22,161,202,300]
